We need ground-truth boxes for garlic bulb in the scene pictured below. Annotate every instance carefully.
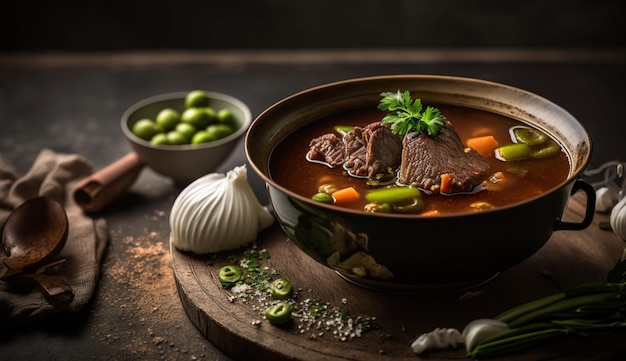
[610,197,626,241]
[169,165,275,254]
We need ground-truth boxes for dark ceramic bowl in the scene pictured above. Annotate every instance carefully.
[245,75,595,293]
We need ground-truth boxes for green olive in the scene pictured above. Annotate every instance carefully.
[217,108,236,126]
[181,107,212,128]
[185,90,210,108]
[204,107,218,124]
[132,118,161,140]
[218,265,243,288]
[175,122,196,140]
[265,302,292,325]
[191,130,216,144]
[155,108,180,131]
[270,278,293,300]
[206,124,234,140]
[166,130,189,145]
[150,133,169,145]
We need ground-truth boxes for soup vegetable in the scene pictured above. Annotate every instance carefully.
[269,91,569,215]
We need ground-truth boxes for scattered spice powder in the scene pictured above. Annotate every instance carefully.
[89,209,214,360]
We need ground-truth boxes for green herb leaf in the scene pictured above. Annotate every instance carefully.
[378,90,444,136]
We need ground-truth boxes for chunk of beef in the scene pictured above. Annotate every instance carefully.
[399,120,491,193]
[344,122,403,178]
[308,133,345,167]
[343,126,368,175]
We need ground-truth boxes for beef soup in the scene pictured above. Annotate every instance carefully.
[249,75,594,289]
[270,104,570,215]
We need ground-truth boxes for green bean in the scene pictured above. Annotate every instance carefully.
[365,186,421,204]
[513,127,548,146]
[495,143,530,161]
[530,139,561,159]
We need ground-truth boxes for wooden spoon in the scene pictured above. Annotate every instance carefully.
[1,197,74,305]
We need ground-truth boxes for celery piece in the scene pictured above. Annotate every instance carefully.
[495,143,530,161]
[513,127,548,146]
[365,186,421,204]
[530,139,561,159]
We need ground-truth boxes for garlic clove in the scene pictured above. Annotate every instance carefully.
[461,318,509,353]
[411,327,461,354]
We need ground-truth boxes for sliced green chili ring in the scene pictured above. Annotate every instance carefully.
[333,125,354,137]
[365,186,421,204]
[265,302,292,325]
[513,127,549,146]
[530,139,561,159]
[270,278,293,300]
[391,197,424,213]
[218,265,243,287]
[495,143,531,161]
[312,192,333,203]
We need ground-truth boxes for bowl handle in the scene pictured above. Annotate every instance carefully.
[555,179,596,231]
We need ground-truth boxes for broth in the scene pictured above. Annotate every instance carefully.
[269,104,570,215]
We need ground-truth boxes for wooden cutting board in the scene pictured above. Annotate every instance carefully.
[171,195,626,360]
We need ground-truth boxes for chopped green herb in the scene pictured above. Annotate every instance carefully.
[378,90,444,136]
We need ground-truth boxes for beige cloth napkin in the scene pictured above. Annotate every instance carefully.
[0,149,108,323]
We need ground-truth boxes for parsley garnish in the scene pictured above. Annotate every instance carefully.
[378,90,444,136]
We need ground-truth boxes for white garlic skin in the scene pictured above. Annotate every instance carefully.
[461,318,509,353]
[169,165,274,254]
[411,327,461,354]
[610,197,626,241]
[595,187,617,213]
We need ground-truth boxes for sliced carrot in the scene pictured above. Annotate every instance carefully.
[466,135,499,157]
[440,173,453,194]
[331,186,360,204]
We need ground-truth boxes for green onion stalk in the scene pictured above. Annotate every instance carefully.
[467,250,626,359]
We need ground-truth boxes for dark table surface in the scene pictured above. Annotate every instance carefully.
[1,49,626,361]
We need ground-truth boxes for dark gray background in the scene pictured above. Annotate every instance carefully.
[2,0,625,51]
